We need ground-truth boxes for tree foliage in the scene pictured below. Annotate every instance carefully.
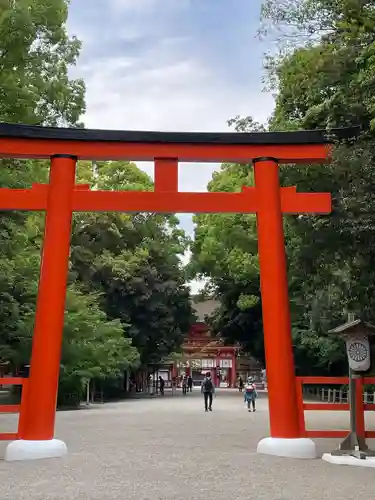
[72,161,194,368]
[0,0,85,126]
[191,0,375,375]
[0,1,193,404]
[189,119,264,360]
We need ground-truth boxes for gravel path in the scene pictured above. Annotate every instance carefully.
[0,389,375,500]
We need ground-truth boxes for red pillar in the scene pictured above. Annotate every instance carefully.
[215,358,220,387]
[20,155,77,440]
[253,158,300,439]
[355,376,365,439]
[154,158,178,192]
[231,353,237,388]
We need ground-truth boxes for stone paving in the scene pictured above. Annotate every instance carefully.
[1,389,375,500]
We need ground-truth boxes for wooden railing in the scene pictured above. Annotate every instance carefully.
[296,376,375,439]
[0,377,27,440]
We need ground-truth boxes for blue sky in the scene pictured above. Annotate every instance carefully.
[67,0,275,291]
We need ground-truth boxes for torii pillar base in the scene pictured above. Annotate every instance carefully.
[5,439,67,462]
[257,437,317,459]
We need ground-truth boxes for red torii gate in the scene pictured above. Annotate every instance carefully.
[0,123,356,461]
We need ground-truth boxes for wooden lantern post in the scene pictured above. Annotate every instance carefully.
[326,317,375,461]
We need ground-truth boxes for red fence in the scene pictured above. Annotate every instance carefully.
[296,376,375,439]
[0,377,27,440]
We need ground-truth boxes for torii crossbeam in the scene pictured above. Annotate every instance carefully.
[0,123,358,462]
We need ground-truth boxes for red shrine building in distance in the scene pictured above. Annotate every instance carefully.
[171,298,262,387]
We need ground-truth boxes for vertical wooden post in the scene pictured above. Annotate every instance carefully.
[154,158,178,192]
[231,353,237,388]
[355,376,365,439]
[215,359,220,387]
[17,379,29,438]
[295,378,307,437]
[253,158,301,439]
[20,155,77,441]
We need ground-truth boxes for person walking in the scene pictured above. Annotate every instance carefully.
[238,376,244,392]
[182,375,188,395]
[159,376,165,396]
[187,375,193,392]
[201,371,215,412]
[244,377,257,412]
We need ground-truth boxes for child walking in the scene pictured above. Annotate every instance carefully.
[244,377,257,412]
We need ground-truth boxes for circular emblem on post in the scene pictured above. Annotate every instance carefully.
[348,341,368,362]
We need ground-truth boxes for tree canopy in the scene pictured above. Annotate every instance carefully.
[0,0,85,126]
[0,0,194,404]
[190,0,375,375]
[72,161,193,368]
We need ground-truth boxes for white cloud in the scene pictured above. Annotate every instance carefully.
[109,0,192,15]
[110,0,161,13]
[82,55,272,133]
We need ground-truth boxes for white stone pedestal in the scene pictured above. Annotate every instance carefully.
[322,453,375,468]
[257,437,317,459]
[5,439,67,461]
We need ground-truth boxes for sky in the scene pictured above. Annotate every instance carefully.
[67,0,275,293]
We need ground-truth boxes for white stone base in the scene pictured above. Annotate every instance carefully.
[257,437,317,459]
[5,439,67,462]
[322,453,375,468]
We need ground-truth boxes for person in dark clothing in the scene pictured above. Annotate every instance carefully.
[201,372,215,412]
[182,375,188,395]
[159,376,165,395]
[187,375,193,392]
[238,376,244,392]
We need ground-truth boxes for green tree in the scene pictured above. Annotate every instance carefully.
[262,0,375,339]
[0,0,193,400]
[261,0,375,131]
[189,120,264,359]
[72,161,195,368]
[0,233,140,391]
[58,287,140,403]
[0,0,85,367]
[0,1,142,400]
[0,0,85,126]
[190,0,375,374]
[0,0,86,270]
[0,0,86,368]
